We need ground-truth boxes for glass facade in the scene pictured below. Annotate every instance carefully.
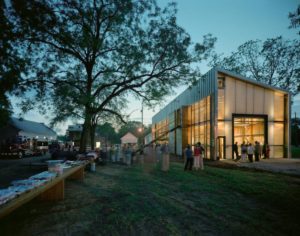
[233,117,266,153]
[152,69,289,160]
[218,75,288,159]
[183,96,211,158]
[152,118,169,144]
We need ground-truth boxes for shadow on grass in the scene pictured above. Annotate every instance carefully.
[1,162,300,235]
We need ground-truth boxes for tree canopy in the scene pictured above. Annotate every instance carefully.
[210,37,300,96]
[0,1,29,126]
[5,0,216,151]
[117,121,143,140]
[96,122,118,144]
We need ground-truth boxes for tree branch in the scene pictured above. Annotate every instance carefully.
[102,108,127,124]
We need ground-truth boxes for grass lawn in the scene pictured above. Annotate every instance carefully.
[1,162,300,235]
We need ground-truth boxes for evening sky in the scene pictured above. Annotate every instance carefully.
[13,0,300,134]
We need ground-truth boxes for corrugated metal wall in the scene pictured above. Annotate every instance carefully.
[152,68,217,124]
[152,68,218,158]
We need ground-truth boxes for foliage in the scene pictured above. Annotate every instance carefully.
[6,0,216,151]
[289,4,300,35]
[291,117,300,146]
[56,135,67,142]
[291,146,300,158]
[96,122,118,144]
[210,37,300,96]
[117,120,143,139]
[0,1,28,126]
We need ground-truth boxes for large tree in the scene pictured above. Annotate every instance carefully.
[210,37,300,95]
[0,0,29,126]
[7,0,216,151]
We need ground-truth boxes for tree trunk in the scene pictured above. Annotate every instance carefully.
[80,65,93,153]
[79,112,92,153]
[90,124,96,150]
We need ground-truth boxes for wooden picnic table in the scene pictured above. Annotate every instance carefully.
[0,162,88,219]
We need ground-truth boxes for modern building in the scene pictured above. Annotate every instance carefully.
[152,67,290,160]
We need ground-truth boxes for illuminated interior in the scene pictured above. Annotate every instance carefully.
[217,75,287,159]
[183,96,211,158]
[233,117,265,145]
[152,71,289,159]
[153,118,169,143]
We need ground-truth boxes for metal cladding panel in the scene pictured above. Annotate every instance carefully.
[152,68,217,124]
[176,128,182,156]
[152,66,290,124]
[217,67,289,94]
[169,130,175,153]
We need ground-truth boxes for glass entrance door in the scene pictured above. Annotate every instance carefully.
[217,136,226,160]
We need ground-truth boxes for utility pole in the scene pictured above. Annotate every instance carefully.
[295,112,298,147]
[141,101,144,145]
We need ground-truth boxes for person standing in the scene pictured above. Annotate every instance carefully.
[233,142,239,160]
[115,145,120,162]
[241,142,247,161]
[265,143,270,159]
[184,144,193,171]
[254,141,260,162]
[111,145,116,162]
[155,143,161,163]
[193,143,201,170]
[125,145,132,166]
[199,142,205,170]
[161,143,169,171]
[263,143,270,159]
[258,142,262,160]
[247,143,254,162]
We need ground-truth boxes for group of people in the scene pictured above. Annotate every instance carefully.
[121,144,138,166]
[233,141,270,162]
[97,144,135,166]
[184,142,205,171]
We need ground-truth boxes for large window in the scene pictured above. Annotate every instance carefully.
[218,89,225,120]
[153,118,169,143]
[186,96,211,158]
[233,116,266,146]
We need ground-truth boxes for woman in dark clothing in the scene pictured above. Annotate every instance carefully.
[184,144,193,171]
[233,142,239,160]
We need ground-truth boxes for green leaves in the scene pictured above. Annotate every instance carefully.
[210,37,300,95]
[4,0,215,149]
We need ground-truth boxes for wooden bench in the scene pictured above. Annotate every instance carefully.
[0,163,88,219]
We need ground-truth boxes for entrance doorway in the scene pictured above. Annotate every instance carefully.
[217,136,226,160]
[233,115,267,148]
